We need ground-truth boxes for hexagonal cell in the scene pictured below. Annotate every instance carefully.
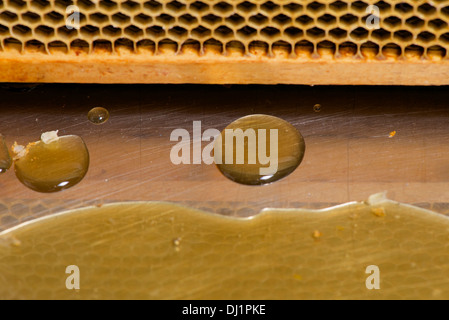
[225,40,245,56]
[12,24,31,36]
[295,15,313,27]
[112,12,131,25]
[137,39,155,54]
[202,14,221,26]
[260,1,280,14]
[350,27,369,40]
[374,0,391,13]
[329,1,348,12]
[22,11,40,24]
[8,0,27,10]
[272,14,292,26]
[360,41,379,58]
[122,0,141,14]
[249,14,268,26]
[30,0,50,11]
[168,26,187,38]
[384,16,402,29]
[166,0,186,13]
[35,25,55,37]
[134,13,152,26]
[284,26,303,39]
[317,40,336,57]
[237,1,256,13]
[225,14,244,28]
[77,0,96,11]
[178,14,198,26]
[306,1,325,14]
[0,24,9,35]
[295,40,314,57]
[429,19,448,31]
[427,45,446,60]
[203,38,223,55]
[0,11,18,23]
[404,16,424,28]
[260,26,280,38]
[80,25,100,38]
[90,12,109,24]
[93,39,113,54]
[188,1,208,14]
[145,25,164,38]
[125,25,144,37]
[317,14,337,26]
[371,28,391,41]
[382,42,401,58]
[48,40,68,54]
[191,25,211,38]
[181,38,200,54]
[417,31,436,43]
[283,3,302,13]
[350,1,368,13]
[45,11,65,24]
[339,14,358,26]
[237,26,257,39]
[272,40,292,57]
[115,38,135,54]
[55,0,74,10]
[440,33,449,44]
[329,28,347,40]
[143,0,161,14]
[418,3,436,15]
[70,39,90,55]
[25,39,46,54]
[393,30,413,42]
[103,25,122,37]
[3,37,23,52]
[404,44,424,59]
[442,6,449,18]
[214,25,233,39]
[338,41,357,57]
[248,40,268,56]
[58,26,78,39]
[306,27,325,39]
[394,2,413,14]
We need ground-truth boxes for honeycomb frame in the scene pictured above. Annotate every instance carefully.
[0,0,449,84]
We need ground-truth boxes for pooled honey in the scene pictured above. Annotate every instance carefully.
[87,107,109,125]
[0,194,448,300]
[13,132,90,193]
[0,135,12,174]
[215,114,305,185]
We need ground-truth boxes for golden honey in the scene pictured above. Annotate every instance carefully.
[0,194,448,300]
[13,132,90,193]
[87,107,110,125]
[0,135,12,174]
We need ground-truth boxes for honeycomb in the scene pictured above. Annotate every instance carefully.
[0,0,448,61]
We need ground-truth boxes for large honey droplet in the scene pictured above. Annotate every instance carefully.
[215,114,305,185]
[13,132,89,193]
[0,135,12,174]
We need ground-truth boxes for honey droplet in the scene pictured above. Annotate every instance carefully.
[214,114,305,185]
[313,104,321,112]
[88,107,109,125]
[0,135,12,174]
[13,132,89,193]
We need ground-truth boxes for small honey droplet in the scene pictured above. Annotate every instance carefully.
[88,107,109,125]
[215,114,305,185]
[371,207,386,217]
[13,132,90,193]
[389,130,396,138]
[0,134,12,174]
[313,104,321,112]
[312,230,322,240]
